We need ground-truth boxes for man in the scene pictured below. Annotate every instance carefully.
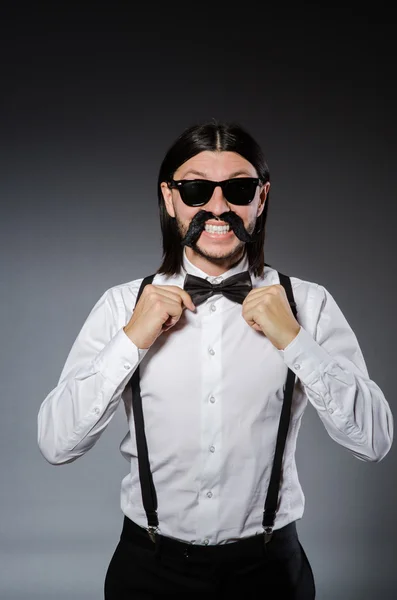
[37,120,393,599]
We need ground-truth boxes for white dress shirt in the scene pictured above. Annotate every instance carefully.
[37,249,393,545]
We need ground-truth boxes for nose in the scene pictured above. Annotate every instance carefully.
[205,185,230,215]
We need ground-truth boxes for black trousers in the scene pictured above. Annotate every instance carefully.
[104,516,316,599]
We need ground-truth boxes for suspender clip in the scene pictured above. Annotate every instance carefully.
[147,526,159,543]
[264,526,273,544]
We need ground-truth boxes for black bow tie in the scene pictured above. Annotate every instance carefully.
[183,271,252,307]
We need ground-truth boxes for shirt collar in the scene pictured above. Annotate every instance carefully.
[181,247,250,283]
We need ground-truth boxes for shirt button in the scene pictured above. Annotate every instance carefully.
[294,363,300,370]
[210,304,216,312]
[209,396,216,404]
[208,347,215,355]
[209,445,215,453]
[203,538,210,545]
[124,363,131,370]
[328,407,334,414]
[93,407,100,415]
[212,277,222,284]
[207,491,213,498]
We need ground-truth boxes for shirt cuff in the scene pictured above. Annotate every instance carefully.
[276,326,335,386]
[94,327,149,385]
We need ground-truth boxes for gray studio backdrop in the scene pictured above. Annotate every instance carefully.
[1,20,396,600]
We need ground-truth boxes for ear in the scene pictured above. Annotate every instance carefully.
[160,182,176,218]
[257,182,270,218]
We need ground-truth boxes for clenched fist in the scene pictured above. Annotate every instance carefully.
[242,284,301,350]
[123,285,196,349]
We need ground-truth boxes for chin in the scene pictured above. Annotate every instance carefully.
[192,240,244,262]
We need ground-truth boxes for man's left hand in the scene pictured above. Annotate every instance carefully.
[242,284,301,350]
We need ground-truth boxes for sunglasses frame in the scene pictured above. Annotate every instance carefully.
[167,177,262,207]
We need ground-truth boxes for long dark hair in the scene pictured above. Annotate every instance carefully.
[157,120,271,277]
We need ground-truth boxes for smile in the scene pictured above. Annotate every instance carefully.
[204,224,230,234]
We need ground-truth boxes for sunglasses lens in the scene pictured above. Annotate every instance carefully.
[179,181,214,207]
[174,178,258,206]
[224,178,258,205]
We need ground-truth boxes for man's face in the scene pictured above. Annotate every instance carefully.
[160,151,270,269]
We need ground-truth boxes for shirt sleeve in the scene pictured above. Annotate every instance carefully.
[37,286,147,465]
[277,284,393,462]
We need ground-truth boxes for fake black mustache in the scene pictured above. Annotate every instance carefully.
[181,210,254,247]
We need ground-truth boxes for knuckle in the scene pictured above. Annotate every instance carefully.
[147,289,160,301]
[153,299,164,311]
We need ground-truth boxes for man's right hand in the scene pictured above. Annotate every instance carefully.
[123,284,196,349]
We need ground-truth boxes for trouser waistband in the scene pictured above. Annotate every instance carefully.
[120,516,298,562]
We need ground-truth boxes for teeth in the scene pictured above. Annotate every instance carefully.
[205,224,230,233]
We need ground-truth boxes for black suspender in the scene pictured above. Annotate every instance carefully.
[262,272,297,541]
[129,269,297,544]
[130,275,158,539]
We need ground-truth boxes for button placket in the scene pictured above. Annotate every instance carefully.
[197,313,222,542]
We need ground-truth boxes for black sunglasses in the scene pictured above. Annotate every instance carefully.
[168,177,261,207]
